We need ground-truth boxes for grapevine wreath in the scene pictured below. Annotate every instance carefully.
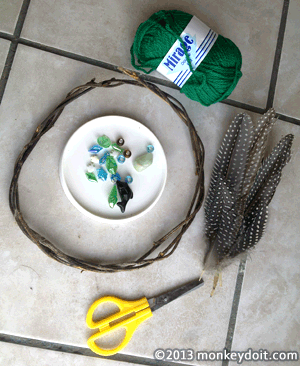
[9,67,205,272]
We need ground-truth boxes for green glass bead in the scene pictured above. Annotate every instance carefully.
[106,155,118,174]
[97,135,111,148]
[108,185,118,208]
[111,143,124,154]
[85,172,97,182]
[133,153,153,172]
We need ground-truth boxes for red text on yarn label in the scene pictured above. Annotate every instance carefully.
[157,16,218,88]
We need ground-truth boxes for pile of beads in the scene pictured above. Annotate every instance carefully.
[85,135,131,182]
[85,135,134,213]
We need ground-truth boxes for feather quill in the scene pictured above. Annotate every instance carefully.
[203,109,294,295]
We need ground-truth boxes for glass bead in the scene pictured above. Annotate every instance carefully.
[88,144,103,153]
[97,135,111,148]
[147,144,154,153]
[99,151,110,165]
[96,167,108,181]
[111,173,121,183]
[108,185,118,208]
[90,155,99,164]
[124,149,132,158]
[117,155,125,164]
[125,175,133,184]
[85,172,97,182]
[133,153,153,172]
[106,155,118,174]
[87,162,95,172]
[117,137,125,146]
[116,180,133,213]
[111,143,124,154]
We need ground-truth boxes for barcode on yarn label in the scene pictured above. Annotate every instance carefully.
[156,16,218,88]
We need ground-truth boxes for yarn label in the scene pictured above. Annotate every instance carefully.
[156,16,218,88]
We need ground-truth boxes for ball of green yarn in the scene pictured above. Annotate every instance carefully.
[130,10,242,106]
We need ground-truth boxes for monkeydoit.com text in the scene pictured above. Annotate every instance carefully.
[153,348,299,363]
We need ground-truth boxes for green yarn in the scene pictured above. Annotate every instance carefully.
[131,10,242,106]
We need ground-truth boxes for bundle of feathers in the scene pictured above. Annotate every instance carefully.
[203,108,294,295]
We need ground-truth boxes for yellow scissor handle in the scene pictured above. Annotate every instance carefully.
[86,296,152,356]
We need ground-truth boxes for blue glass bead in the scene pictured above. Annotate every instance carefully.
[117,154,125,164]
[96,167,108,181]
[88,144,103,153]
[99,151,110,165]
[111,173,121,183]
[125,175,133,184]
[147,144,154,153]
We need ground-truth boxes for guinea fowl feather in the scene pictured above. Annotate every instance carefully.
[203,110,294,295]
[242,108,277,195]
[205,114,245,238]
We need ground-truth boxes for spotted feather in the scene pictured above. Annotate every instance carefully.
[203,109,294,291]
[243,109,277,195]
[205,114,252,240]
[246,134,294,209]
[229,204,268,257]
[205,114,244,224]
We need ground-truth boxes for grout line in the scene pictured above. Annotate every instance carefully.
[0,0,31,104]
[0,32,15,42]
[266,0,290,110]
[0,42,18,104]
[221,98,266,115]
[13,0,31,38]
[222,99,300,125]
[18,38,122,71]
[0,334,193,366]
[276,112,300,126]
[222,257,247,366]
[18,37,177,89]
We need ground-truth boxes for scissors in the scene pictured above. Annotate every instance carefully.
[86,278,204,356]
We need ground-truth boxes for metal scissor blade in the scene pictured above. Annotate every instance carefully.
[148,278,204,312]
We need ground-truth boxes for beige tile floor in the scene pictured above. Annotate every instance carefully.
[0,39,10,72]
[0,0,23,34]
[0,1,299,365]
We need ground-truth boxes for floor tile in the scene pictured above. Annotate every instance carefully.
[229,120,300,365]
[0,44,245,364]
[0,342,139,366]
[274,1,300,119]
[21,0,284,108]
[0,39,10,73]
[0,0,23,34]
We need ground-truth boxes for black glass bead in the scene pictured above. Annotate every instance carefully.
[124,149,131,158]
[117,138,125,146]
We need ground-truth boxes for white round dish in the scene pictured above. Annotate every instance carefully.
[59,116,167,222]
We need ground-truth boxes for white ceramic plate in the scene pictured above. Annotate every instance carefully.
[59,116,167,222]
